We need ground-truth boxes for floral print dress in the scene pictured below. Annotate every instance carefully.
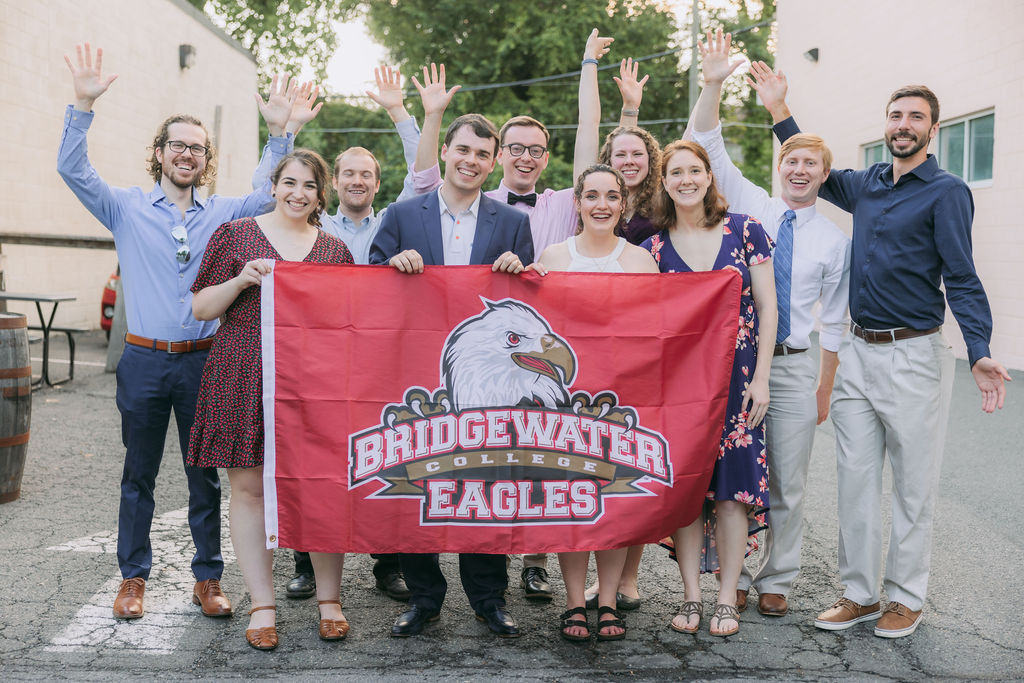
[642,213,773,572]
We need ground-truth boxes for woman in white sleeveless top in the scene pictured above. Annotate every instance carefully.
[531,164,657,642]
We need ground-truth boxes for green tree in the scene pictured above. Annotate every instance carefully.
[353,0,685,192]
[185,0,355,83]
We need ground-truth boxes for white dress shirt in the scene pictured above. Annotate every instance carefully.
[692,124,851,352]
[437,187,480,265]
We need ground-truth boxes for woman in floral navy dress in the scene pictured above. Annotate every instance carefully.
[641,140,777,638]
[186,149,353,650]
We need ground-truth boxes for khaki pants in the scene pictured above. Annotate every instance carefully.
[831,332,954,611]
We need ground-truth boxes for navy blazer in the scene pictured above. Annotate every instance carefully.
[369,190,534,266]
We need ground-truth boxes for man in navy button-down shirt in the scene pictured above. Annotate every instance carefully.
[748,64,1009,639]
[58,44,298,621]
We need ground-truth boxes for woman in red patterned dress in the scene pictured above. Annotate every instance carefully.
[187,149,353,650]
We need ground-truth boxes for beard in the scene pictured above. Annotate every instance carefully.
[885,131,929,159]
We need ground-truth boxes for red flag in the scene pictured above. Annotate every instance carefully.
[262,263,740,553]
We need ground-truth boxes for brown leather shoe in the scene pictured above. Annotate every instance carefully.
[192,578,233,617]
[873,602,923,638]
[758,593,788,616]
[317,600,350,641]
[735,589,748,613]
[113,577,145,619]
[814,597,881,630]
[246,605,278,650]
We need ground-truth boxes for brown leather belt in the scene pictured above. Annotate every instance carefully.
[125,332,215,353]
[774,344,807,357]
[851,323,941,344]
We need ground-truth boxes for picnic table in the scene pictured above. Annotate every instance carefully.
[0,292,80,388]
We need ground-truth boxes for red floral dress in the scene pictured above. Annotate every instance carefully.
[642,213,773,572]
[185,217,353,468]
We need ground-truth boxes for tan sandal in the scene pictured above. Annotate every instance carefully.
[709,603,740,637]
[670,601,703,634]
[245,605,278,650]
[317,599,350,641]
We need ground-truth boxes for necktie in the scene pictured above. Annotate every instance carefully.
[774,209,795,344]
[507,191,537,207]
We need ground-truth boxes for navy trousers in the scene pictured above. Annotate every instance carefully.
[399,553,507,612]
[115,344,222,581]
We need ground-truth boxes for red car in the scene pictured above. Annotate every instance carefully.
[100,267,119,339]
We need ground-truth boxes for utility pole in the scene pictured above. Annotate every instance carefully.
[689,0,701,110]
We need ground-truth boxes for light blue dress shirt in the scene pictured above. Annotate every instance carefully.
[57,105,292,341]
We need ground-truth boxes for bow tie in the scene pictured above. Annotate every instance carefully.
[507,191,537,207]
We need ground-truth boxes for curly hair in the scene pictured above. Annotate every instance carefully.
[271,149,330,228]
[147,114,216,187]
[573,164,627,237]
[598,126,662,220]
[653,140,729,231]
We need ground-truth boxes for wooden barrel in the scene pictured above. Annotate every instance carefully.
[0,312,32,503]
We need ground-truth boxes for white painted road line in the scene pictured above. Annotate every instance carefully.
[30,357,108,368]
[45,506,234,655]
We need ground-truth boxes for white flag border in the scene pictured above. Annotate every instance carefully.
[260,261,280,549]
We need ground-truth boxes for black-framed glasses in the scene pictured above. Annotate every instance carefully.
[502,143,547,159]
[171,225,191,264]
[166,140,209,157]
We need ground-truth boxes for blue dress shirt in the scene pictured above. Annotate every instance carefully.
[57,105,292,341]
[773,117,993,366]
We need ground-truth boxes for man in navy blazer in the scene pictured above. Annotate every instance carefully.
[370,112,533,639]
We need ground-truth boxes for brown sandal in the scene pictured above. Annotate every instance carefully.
[317,599,350,641]
[709,603,740,637]
[670,601,703,634]
[245,605,278,650]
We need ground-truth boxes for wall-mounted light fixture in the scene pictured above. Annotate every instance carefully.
[803,47,819,63]
[179,44,196,70]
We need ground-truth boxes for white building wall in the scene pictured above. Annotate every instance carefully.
[0,0,259,328]
[775,0,1024,369]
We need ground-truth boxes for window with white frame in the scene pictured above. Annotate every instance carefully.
[862,109,994,183]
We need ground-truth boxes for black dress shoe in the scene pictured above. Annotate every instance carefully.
[375,571,412,601]
[475,606,521,638]
[521,567,552,601]
[390,605,440,637]
[286,572,316,599]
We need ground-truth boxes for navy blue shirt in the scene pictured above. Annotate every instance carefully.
[773,117,992,366]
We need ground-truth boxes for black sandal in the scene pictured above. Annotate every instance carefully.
[560,606,590,641]
[596,605,626,641]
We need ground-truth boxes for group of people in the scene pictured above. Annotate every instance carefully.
[57,26,1008,652]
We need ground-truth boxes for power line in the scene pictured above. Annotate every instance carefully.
[303,119,773,135]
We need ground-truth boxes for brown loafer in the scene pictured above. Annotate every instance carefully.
[317,600,350,641]
[814,597,881,630]
[192,578,233,617]
[113,577,145,619]
[735,589,748,613]
[758,593,788,616]
[245,605,278,650]
[873,602,923,638]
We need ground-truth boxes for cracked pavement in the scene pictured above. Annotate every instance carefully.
[1,332,1021,681]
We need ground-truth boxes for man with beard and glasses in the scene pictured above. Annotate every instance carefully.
[58,43,304,621]
[748,65,1010,639]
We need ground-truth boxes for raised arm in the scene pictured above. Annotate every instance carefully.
[746,61,791,125]
[65,43,118,112]
[613,58,648,128]
[412,63,460,173]
[367,66,422,202]
[574,29,613,182]
[284,80,323,136]
[254,73,298,138]
[692,28,744,133]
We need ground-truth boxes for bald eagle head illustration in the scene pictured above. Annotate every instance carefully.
[441,299,577,412]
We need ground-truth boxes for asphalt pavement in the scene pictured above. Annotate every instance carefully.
[1,331,1021,681]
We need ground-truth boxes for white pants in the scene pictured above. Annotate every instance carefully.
[831,332,954,611]
[739,351,818,595]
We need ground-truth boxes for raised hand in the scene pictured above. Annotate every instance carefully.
[411,63,460,118]
[367,66,406,115]
[746,60,789,121]
[286,80,322,135]
[613,58,649,110]
[700,27,745,86]
[971,357,1011,413]
[255,73,297,137]
[64,43,118,111]
[582,28,613,62]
